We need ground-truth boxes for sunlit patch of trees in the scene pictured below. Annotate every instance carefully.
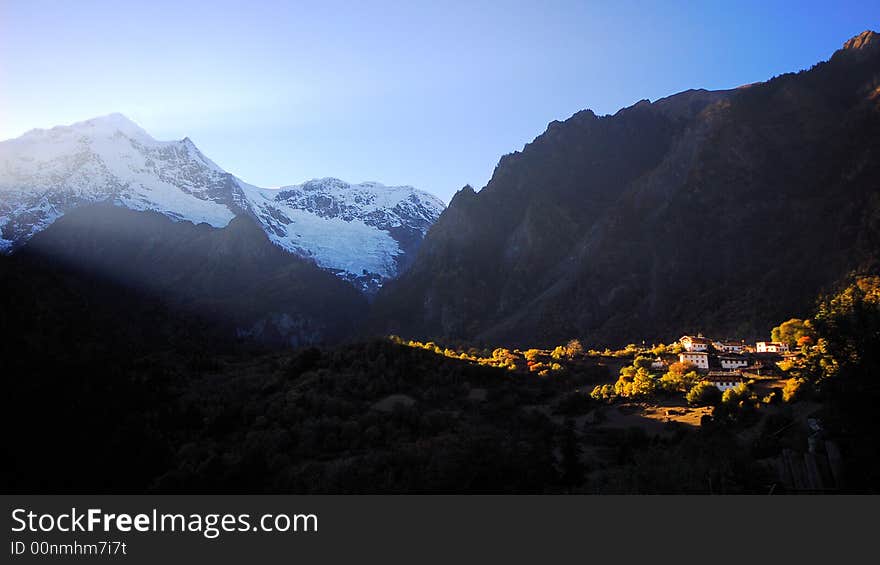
[580,341,681,359]
[389,336,574,375]
[550,339,585,360]
[720,382,751,405]
[583,342,652,358]
[591,358,656,401]
[658,361,701,393]
[771,318,815,349]
[590,356,702,402]
[648,342,679,356]
[775,330,838,385]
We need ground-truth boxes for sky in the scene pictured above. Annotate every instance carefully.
[0,1,877,203]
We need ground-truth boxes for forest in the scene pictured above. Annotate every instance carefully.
[2,245,877,493]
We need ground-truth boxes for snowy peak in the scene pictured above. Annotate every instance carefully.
[0,114,237,252]
[72,112,153,139]
[0,114,445,291]
[19,113,154,145]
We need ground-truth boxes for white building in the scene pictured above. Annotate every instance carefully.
[680,335,711,352]
[679,351,709,370]
[719,355,749,370]
[714,341,744,354]
[756,341,790,353]
[704,373,745,392]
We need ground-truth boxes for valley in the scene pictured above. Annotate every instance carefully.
[1,30,879,494]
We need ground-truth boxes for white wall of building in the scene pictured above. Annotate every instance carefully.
[757,342,790,353]
[679,352,709,369]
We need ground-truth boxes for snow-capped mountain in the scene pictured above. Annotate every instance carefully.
[0,114,445,291]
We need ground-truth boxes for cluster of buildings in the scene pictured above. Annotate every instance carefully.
[655,335,793,391]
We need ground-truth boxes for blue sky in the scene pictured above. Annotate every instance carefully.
[0,0,877,202]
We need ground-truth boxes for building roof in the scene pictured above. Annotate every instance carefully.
[681,335,712,344]
[718,354,747,360]
[680,350,709,356]
[753,352,783,360]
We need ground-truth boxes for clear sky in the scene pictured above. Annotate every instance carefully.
[1,1,877,202]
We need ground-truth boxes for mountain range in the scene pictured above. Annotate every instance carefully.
[0,115,444,292]
[373,30,880,345]
[2,30,879,348]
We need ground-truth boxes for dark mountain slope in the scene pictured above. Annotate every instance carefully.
[373,31,880,346]
[18,204,368,346]
[0,249,556,492]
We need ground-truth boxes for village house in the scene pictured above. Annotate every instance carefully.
[680,335,711,352]
[679,350,709,370]
[713,341,744,354]
[650,357,667,370]
[703,372,745,391]
[719,354,749,370]
[756,341,790,353]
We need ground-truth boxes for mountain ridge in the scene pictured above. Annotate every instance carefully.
[372,30,880,346]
